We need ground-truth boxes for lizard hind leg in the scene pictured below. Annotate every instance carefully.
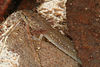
[31,29,47,41]
[32,34,43,41]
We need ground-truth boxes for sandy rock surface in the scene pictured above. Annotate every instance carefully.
[0,10,79,67]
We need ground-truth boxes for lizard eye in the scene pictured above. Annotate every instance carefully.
[24,16,27,19]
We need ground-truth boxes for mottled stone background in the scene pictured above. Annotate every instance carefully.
[0,0,100,67]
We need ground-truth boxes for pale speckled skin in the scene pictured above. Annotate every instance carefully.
[20,10,82,64]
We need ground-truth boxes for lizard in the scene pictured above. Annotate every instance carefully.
[20,10,82,64]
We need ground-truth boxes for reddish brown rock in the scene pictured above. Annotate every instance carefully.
[66,0,100,67]
[0,0,11,21]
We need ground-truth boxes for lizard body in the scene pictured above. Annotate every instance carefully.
[21,10,82,64]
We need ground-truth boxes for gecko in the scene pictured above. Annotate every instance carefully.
[20,10,82,64]
[0,10,82,64]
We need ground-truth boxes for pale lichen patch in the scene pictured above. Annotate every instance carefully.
[0,37,20,67]
[37,0,67,27]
